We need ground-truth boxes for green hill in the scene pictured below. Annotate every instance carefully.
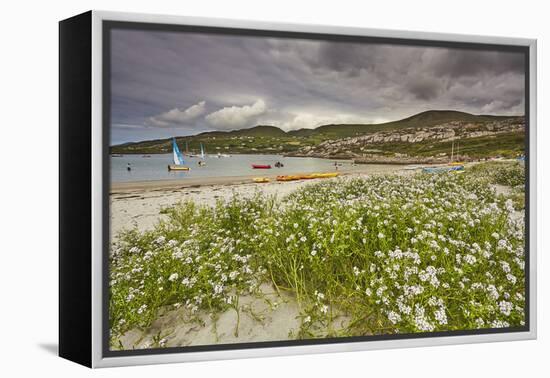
[297,110,513,139]
[110,110,522,155]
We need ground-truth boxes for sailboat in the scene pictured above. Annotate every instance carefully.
[196,143,207,167]
[200,143,206,159]
[449,140,464,166]
[424,139,464,173]
[168,138,190,171]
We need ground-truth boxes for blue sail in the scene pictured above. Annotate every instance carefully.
[172,138,185,165]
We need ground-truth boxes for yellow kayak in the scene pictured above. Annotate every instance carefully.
[309,172,339,179]
[276,175,301,182]
[168,165,190,171]
[253,177,270,183]
[276,172,339,181]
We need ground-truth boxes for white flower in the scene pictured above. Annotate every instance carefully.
[168,273,179,282]
[463,254,477,265]
[137,304,147,314]
[486,285,499,300]
[129,246,141,254]
[434,307,448,325]
[475,318,485,328]
[498,301,513,316]
[491,320,510,328]
[500,261,511,274]
[387,311,401,324]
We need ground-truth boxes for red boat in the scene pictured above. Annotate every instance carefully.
[251,164,272,169]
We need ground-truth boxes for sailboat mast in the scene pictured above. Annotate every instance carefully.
[450,140,454,163]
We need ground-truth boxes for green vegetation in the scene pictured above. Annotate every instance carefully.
[303,110,512,140]
[468,161,526,187]
[355,132,525,159]
[110,166,526,347]
[110,111,523,157]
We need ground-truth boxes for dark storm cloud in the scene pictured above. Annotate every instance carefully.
[109,29,525,144]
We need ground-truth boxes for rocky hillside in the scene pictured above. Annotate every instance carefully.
[111,111,524,158]
[287,117,525,162]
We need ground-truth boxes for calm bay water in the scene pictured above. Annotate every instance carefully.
[111,154,351,183]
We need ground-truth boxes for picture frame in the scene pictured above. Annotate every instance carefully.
[59,10,537,368]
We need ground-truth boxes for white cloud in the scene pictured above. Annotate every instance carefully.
[205,99,267,129]
[273,113,385,131]
[148,101,206,126]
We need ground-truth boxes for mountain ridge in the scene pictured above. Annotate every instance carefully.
[110,110,524,155]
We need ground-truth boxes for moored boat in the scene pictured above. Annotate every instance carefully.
[168,165,190,171]
[252,164,272,169]
[168,138,191,171]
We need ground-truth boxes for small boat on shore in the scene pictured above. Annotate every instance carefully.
[276,172,339,182]
[309,172,339,179]
[253,177,270,183]
[423,165,464,173]
[276,175,301,182]
[168,138,191,171]
[111,154,123,157]
[252,164,272,169]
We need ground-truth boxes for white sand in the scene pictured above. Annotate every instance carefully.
[110,165,407,236]
[118,284,302,349]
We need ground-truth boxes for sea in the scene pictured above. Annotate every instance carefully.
[111,154,352,183]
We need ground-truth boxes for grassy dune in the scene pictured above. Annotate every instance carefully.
[109,162,526,348]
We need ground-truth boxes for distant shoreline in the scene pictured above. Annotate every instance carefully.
[110,164,409,193]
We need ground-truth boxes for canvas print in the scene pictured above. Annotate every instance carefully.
[107,26,527,351]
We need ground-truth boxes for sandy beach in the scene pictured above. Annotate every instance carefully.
[109,160,524,350]
[110,164,407,236]
[110,164,407,349]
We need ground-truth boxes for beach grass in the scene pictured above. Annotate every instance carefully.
[109,162,526,348]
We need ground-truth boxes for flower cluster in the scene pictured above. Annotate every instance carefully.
[110,168,526,347]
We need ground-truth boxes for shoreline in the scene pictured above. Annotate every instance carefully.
[110,165,410,236]
[111,163,409,193]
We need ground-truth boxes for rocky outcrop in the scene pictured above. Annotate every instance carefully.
[287,118,524,159]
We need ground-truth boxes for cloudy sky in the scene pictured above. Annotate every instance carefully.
[110,29,525,144]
